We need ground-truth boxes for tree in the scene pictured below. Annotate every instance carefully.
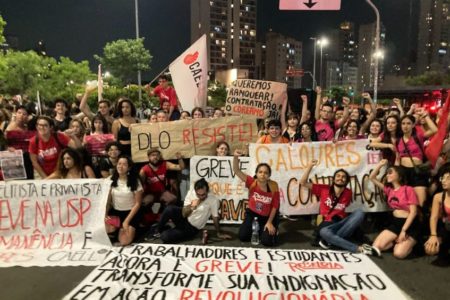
[94,38,152,86]
[0,50,94,102]
[0,15,6,45]
[405,71,450,86]
[207,81,227,108]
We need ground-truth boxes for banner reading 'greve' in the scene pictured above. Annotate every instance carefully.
[131,116,258,162]
[225,79,287,119]
[0,179,112,267]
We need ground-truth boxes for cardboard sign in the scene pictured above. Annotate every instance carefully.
[64,244,409,300]
[130,116,258,162]
[0,179,112,267]
[225,79,287,119]
[248,140,388,215]
[190,156,251,224]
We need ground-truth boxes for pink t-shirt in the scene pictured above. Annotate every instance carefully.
[315,120,339,141]
[383,185,418,212]
[396,130,425,160]
[312,184,352,222]
[246,176,280,217]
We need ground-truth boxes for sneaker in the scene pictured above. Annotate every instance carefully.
[361,244,381,257]
[319,239,331,250]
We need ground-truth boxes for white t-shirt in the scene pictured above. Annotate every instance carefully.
[111,178,143,211]
[184,189,219,230]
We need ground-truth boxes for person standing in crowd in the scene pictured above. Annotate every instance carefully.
[212,108,224,118]
[111,99,138,157]
[99,141,121,178]
[47,148,95,179]
[79,84,115,129]
[396,114,437,206]
[147,75,180,121]
[370,159,420,259]
[367,119,383,140]
[297,122,317,143]
[233,149,280,246]
[28,116,81,179]
[338,120,366,140]
[180,111,191,120]
[191,107,205,119]
[105,155,143,246]
[5,106,35,179]
[215,141,231,156]
[153,178,231,243]
[369,115,402,165]
[53,99,72,132]
[83,114,115,176]
[257,119,290,144]
[314,87,350,141]
[156,109,169,123]
[300,159,381,256]
[424,164,450,266]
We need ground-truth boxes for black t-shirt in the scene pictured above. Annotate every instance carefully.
[99,157,115,177]
[54,116,72,132]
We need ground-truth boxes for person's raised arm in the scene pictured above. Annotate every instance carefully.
[392,98,405,117]
[280,95,288,130]
[79,85,97,120]
[369,159,388,190]
[418,110,438,138]
[167,152,185,171]
[299,159,318,190]
[360,93,376,135]
[336,97,350,129]
[299,95,309,124]
[232,149,247,182]
[314,86,322,120]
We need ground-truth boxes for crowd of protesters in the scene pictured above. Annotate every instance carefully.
[1,77,449,266]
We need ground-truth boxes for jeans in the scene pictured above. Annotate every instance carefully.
[239,208,279,247]
[158,206,199,244]
[319,209,365,253]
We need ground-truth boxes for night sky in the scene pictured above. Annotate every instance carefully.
[0,0,414,80]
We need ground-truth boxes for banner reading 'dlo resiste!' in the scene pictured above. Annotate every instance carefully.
[64,244,409,300]
[0,179,112,267]
[225,79,287,120]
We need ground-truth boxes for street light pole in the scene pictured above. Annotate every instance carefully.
[366,0,380,104]
[317,38,328,88]
[310,37,317,89]
[134,0,142,101]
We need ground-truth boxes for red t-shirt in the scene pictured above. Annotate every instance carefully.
[84,134,115,156]
[153,85,178,108]
[312,184,352,222]
[246,176,280,217]
[28,132,70,176]
[6,130,36,152]
[315,120,339,141]
[140,161,168,194]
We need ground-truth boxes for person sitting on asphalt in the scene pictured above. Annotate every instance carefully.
[300,159,381,256]
[153,178,231,243]
[370,159,420,259]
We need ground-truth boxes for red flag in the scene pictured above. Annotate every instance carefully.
[425,93,450,168]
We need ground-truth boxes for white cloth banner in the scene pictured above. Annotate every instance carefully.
[169,34,208,113]
[248,140,389,215]
[0,179,112,267]
[190,156,251,224]
[64,244,409,300]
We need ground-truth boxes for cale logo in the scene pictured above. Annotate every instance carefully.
[183,51,199,65]
[183,51,203,87]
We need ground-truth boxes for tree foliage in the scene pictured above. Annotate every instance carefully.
[405,71,450,86]
[207,81,227,108]
[0,15,6,45]
[94,38,152,86]
[0,50,94,102]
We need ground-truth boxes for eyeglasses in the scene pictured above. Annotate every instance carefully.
[321,110,333,114]
[37,123,49,128]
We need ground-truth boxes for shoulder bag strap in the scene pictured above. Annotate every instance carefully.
[401,136,418,168]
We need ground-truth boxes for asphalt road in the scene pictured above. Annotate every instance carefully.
[1,218,449,300]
